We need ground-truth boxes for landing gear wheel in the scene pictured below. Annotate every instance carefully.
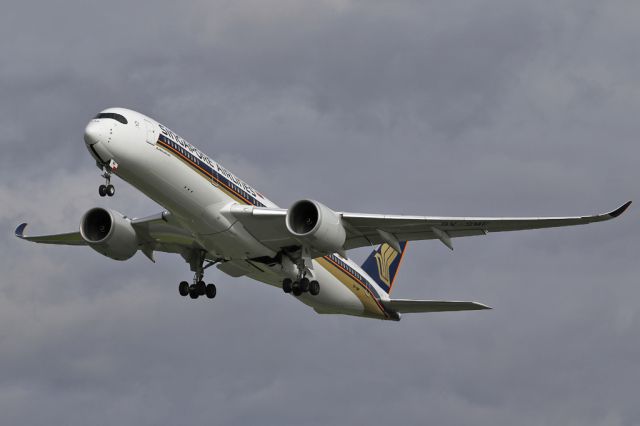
[292,281,302,296]
[189,285,199,299]
[205,283,217,299]
[299,278,310,293]
[178,281,189,296]
[98,185,107,197]
[197,280,206,296]
[309,280,320,296]
[106,184,115,197]
[282,278,292,293]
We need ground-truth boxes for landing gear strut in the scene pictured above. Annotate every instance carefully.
[179,251,218,300]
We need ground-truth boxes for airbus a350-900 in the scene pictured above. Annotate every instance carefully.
[15,108,632,320]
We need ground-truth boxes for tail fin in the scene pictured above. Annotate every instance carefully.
[361,242,408,294]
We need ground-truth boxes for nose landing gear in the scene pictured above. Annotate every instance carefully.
[98,161,117,197]
[98,183,115,197]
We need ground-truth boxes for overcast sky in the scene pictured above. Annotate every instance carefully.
[1,1,639,425]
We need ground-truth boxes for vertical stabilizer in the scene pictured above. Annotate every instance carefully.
[361,241,408,294]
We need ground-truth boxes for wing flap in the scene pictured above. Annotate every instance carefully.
[130,212,201,250]
[384,299,491,313]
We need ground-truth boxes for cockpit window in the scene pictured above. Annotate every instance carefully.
[95,112,128,124]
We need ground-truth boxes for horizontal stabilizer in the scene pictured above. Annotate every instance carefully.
[383,299,491,314]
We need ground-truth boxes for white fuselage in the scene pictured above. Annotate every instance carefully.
[84,108,395,320]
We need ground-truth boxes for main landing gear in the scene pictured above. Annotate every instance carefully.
[179,279,216,300]
[179,251,218,300]
[281,248,320,297]
[98,163,115,197]
[282,277,320,297]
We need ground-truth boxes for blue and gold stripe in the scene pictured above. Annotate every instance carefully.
[157,134,265,207]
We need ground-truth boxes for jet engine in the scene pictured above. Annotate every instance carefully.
[80,208,139,260]
[286,199,346,253]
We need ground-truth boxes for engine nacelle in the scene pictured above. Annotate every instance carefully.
[286,200,346,253]
[80,208,138,261]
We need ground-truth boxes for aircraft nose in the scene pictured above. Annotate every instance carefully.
[84,121,105,146]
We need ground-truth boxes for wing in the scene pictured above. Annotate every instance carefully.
[341,200,632,250]
[231,201,632,253]
[15,211,204,259]
[383,299,491,313]
[15,223,86,245]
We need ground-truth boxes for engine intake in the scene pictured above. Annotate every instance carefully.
[286,200,346,253]
[80,208,138,260]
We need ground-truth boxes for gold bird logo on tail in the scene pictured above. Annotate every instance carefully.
[374,244,398,287]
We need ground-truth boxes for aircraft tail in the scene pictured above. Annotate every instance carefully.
[361,241,408,294]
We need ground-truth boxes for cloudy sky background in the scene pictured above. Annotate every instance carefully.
[1,1,639,425]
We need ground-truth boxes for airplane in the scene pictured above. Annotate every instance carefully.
[15,108,632,321]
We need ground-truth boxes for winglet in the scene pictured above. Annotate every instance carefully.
[473,302,493,310]
[609,201,632,218]
[15,223,28,239]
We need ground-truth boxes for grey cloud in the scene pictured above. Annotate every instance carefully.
[1,0,639,425]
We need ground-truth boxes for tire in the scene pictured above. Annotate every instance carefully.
[309,280,320,296]
[178,281,189,296]
[282,278,292,293]
[299,278,310,292]
[189,284,199,299]
[205,283,217,299]
[106,185,115,197]
[292,281,301,296]
[197,281,206,296]
[98,185,107,197]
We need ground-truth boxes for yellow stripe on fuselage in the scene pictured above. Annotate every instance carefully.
[317,257,387,319]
